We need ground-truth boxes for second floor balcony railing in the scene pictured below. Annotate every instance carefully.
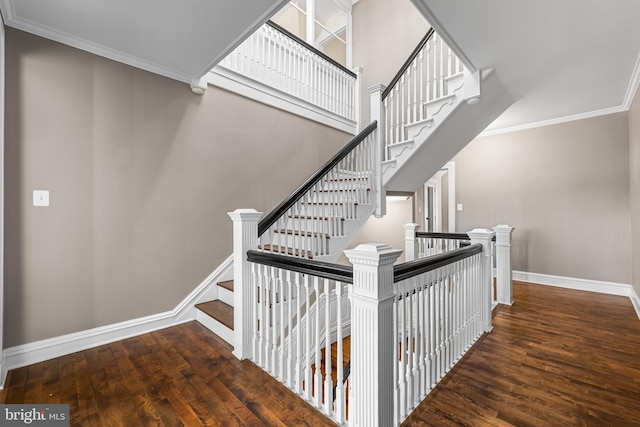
[217,21,359,125]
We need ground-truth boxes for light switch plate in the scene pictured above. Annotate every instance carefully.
[33,190,49,207]
[457,203,463,211]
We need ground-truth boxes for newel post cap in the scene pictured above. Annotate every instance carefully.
[344,243,402,265]
[403,223,420,231]
[228,208,263,221]
[368,83,387,94]
[493,224,515,233]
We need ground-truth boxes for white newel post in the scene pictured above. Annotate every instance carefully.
[345,244,402,427]
[467,229,495,333]
[228,209,263,360]
[404,223,419,261]
[493,225,515,305]
[369,84,386,218]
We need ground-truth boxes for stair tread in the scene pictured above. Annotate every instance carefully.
[260,245,314,259]
[196,300,234,330]
[218,280,233,292]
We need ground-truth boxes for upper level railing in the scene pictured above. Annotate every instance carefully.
[380,28,464,155]
[218,21,358,123]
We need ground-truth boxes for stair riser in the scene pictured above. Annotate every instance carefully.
[309,189,371,205]
[197,311,234,345]
[269,234,351,257]
[219,286,234,306]
[285,218,345,236]
[297,203,360,221]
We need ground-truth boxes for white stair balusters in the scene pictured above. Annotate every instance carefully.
[258,123,379,262]
[247,251,351,426]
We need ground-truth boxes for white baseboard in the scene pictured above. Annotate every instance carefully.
[513,270,640,320]
[630,286,640,320]
[512,270,632,297]
[1,255,234,387]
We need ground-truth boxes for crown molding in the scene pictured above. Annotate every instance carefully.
[623,52,640,109]
[479,105,628,137]
[0,0,193,84]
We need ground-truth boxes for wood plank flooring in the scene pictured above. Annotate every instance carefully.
[1,281,640,426]
[402,281,640,426]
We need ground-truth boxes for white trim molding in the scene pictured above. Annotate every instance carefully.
[480,52,640,138]
[1,255,234,387]
[513,270,634,298]
[630,286,640,320]
[0,17,5,390]
[208,66,357,135]
[479,105,628,138]
[623,53,640,109]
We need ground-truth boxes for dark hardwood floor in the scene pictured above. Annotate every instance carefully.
[1,281,640,426]
[402,281,640,426]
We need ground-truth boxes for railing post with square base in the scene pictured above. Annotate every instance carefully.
[493,225,515,305]
[468,229,495,333]
[228,208,263,360]
[404,223,419,261]
[345,243,402,427]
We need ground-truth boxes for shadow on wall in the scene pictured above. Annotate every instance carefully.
[4,40,25,345]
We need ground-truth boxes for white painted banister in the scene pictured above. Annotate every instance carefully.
[218,21,358,123]
[344,243,402,427]
[494,225,515,305]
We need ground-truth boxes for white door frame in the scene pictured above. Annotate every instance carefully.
[0,18,6,388]
[424,161,456,233]
[424,178,441,232]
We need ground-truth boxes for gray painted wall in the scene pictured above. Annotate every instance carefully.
[352,0,430,126]
[454,113,631,284]
[4,29,350,347]
[630,89,640,295]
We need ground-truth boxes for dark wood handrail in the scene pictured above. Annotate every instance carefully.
[394,243,482,282]
[382,28,435,100]
[265,21,357,78]
[258,121,378,236]
[416,232,470,240]
[247,250,354,284]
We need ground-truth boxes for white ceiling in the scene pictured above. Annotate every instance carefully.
[2,0,639,133]
[0,0,289,84]
[414,0,640,133]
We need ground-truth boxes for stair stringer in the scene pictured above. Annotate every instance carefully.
[383,69,514,191]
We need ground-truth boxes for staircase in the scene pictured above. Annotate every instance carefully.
[194,27,513,356]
